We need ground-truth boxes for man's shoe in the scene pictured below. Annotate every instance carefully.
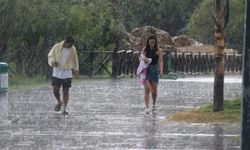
[54,103,62,111]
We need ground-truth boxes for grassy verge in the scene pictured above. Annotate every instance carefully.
[8,74,111,92]
[9,74,50,92]
[167,98,241,123]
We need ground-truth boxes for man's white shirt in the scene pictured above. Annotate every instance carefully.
[52,48,73,79]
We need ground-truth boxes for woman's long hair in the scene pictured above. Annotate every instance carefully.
[145,35,158,53]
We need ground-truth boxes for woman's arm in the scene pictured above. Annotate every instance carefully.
[141,47,146,56]
[140,47,149,63]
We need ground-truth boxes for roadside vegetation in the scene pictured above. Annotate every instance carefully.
[0,0,244,78]
[167,98,241,123]
[9,74,49,92]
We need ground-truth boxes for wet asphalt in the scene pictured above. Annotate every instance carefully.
[0,74,242,150]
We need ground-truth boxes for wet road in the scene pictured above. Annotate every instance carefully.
[0,75,242,149]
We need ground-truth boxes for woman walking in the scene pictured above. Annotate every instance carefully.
[141,35,163,115]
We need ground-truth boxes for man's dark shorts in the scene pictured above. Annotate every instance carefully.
[51,77,72,89]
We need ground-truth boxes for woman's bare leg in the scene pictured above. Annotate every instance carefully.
[144,80,151,109]
[150,82,158,106]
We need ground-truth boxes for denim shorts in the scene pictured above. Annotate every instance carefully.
[51,77,72,89]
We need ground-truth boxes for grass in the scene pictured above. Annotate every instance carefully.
[167,98,241,123]
[9,74,50,92]
[8,74,111,92]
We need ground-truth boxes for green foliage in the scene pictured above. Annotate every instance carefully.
[225,0,245,52]
[2,0,125,76]
[0,0,246,77]
[195,98,241,114]
[187,0,245,52]
[118,0,200,35]
[9,74,49,92]
[0,0,17,60]
[187,0,214,44]
[168,98,241,123]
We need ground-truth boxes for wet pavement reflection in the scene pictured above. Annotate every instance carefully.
[212,124,224,150]
[0,75,242,149]
[142,112,158,149]
[0,92,8,123]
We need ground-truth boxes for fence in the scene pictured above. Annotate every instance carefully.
[114,50,242,77]
[46,50,242,78]
[79,51,113,77]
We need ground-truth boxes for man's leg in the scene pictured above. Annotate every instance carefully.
[62,87,69,113]
[53,85,62,111]
[61,78,72,114]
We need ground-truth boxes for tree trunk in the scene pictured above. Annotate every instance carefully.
[16,49,23,73]
[212,0,229,112]
[213,28,224,112]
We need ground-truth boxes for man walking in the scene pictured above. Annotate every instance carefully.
[48,36,79,115]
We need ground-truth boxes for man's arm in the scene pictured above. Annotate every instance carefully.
[48,45,57,67]
[73,48,79,77]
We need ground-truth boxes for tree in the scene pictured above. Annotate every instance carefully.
[187,0,215,44]
[224,0,245,52]
[118,0,200,35]
[187,0,244,52]
[212,0,229,112]
[0,0,16,61]
[2,0,125,76]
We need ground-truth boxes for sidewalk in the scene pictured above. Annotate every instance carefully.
[0,75,242,149]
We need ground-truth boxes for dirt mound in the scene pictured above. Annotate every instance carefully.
[121,26,237,54]
[176,45,215,54]
[172,35,202,47]
[121,26,174,51]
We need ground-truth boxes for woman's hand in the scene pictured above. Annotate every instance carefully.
[143,57,149,63]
